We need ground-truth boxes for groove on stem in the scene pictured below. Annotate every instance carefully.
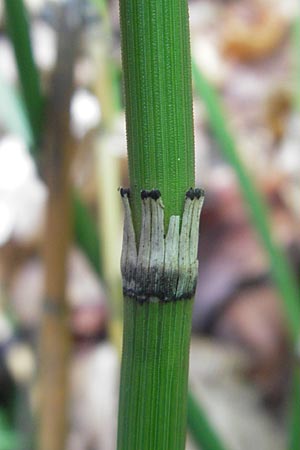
[119,0,195,233]
[117,0,197,446]
[117,189,204,450]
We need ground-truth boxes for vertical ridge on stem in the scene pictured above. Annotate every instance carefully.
[117,0,198,447]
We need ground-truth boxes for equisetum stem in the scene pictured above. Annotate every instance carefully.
[119,0,195,232]
[117,0,200,447]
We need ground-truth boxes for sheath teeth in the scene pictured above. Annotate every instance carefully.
[120,188,204,303]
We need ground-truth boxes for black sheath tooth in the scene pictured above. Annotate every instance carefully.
[120,187,130,198]
[194,188,205,199]
[185,187,205,200]
[141,189,150,200]
[186,188,195,200]
[149,189,161,200]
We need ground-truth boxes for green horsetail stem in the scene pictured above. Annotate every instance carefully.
[117,0,203,449]
[119,0,195,231]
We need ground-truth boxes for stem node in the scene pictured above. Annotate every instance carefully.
[120,189,204,303]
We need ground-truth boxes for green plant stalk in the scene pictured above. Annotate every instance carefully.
[119,298,194,450]
[73,192,102,275]
[288,366,300,450]
[192,62,300,342]
[4,0,43,153]
[187,392,228,450]
[117,0,197,448]
[0,410,20,450]
[120,0,194,231]
[192,62,300,450]
[4,0,102,279]
[0,74,33,147]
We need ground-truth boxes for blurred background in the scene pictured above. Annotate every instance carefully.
[0,0,299,449]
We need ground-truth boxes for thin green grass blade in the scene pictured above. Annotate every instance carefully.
[288,367,300,450]
[0,74,33,146]
[4,0,44,154]
[73,191,102,276]
[0,409,20,450]
[192,61,300,342]
[4,0,103,279]
[192,62,300,450]
[187,392,229,450]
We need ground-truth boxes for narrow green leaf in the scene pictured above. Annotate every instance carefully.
[192,61,300,342]
[4,0,44,154]
[192,61,300,450]
[0,74,33,146]
[0,409,20,450]
[187,392,229,450]
[73,191,102,276]
[288,367,300,450]
[4,0,103,279]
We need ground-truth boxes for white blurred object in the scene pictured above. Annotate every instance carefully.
[69,343,119,450]
[0,200,14,246]
[13,176,47,240]
[32,21,57,71]
[10,258,44,327]
[0,38,17,83]
[98,113,127,158]
[189,339,286,450]
[0,314,13,343]
[5,342,35,383]
[189,1,228,87]
[24,0,45,13]
[277,114,300,175]
[71,89,101,138]
[67,249,106,308]
[273,0,299,19]
[189,1,220,31]
[277,113,300,219]
[0,136,35,191]
[10,250,106,328]
[0,135,47,245]
[227,70,268,104]
[193,39,228,87]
